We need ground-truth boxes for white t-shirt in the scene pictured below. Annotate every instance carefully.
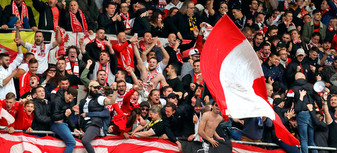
[143,61,167,74]
[18,63,29,72]
[24,43,53,74]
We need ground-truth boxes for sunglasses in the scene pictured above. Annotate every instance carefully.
[91,86,100,89]
[220,6,228,9]
[142,108,149,111]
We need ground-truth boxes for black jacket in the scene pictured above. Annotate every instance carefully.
[131,8,151,37]
[50,89,76,130]
[286,79,322,113]
[84,40,110,62]
[286,58,315,85]
[32,98,52,130]
[61,10,94,32]
[79,95,105,131]
[2,4,36,28]
[174,12,203,40]
[162,89,195,143]
[32,0,63,30]
[97,12,125,34]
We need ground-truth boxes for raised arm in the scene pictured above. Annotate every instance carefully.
[104,91,117,105]
[157,40,170,65]
[141,37,157,62]
[52,27,62,48]
[323,100,333,124]
[126,66,138,86]
[133,42,147,82]
[80,60,93,88]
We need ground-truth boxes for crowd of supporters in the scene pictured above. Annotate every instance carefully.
[1,0,337,152]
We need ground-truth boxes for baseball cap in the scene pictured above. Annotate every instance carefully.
[139,101,150,108]
[189,48,200,56]
[89,81,100,87]
[296,48,305,56]
[167,93,178,99]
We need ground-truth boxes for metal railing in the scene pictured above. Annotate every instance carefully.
[0,129,335,152]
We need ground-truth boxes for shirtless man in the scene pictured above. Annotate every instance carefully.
[133,39,167,90]
[198,102,225,151]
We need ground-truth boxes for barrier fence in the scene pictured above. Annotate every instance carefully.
[0,128,335,152]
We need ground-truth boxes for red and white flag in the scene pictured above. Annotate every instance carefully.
[200,15,300,146]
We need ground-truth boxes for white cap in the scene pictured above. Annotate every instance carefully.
[189,48,200,56]
[296,48,305,56]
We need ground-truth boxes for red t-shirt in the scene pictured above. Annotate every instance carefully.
[14,104,33,130]
[51,7,59,28]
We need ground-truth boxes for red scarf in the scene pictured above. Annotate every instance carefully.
[298,8,307,19]
[147,70,158,83]
[329,26,334,31]
[255,22,267,34]
[284,0,289,10]
[293,39,302,44]
[120,45,132,69]
[95,38,106,51]
[55,27,65,60]
[176,48,184,64]
[69,10,88,32]
[193,72,203,97]
[98,63,109,83]
[170,45,184,64]
[31,42,46,57]
[120,13,132,30]
[12,1,28,28]
[322,8,331,16]
[65,56,79,76]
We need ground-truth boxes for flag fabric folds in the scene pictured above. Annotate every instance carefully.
[200,15,300,146]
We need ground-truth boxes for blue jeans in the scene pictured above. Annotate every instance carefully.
[296,111,318,153]
[51,122,76,153]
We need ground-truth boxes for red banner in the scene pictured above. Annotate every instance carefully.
[0,131,179,153]
[0,131,287,153]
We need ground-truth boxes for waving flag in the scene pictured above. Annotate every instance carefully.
[200,15,300,146]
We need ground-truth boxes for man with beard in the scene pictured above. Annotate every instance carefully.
[16,27,61,75]
[0,37,23,100]
[98,2,124,35]
[138,57,167,90]
[79,81,116,153]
